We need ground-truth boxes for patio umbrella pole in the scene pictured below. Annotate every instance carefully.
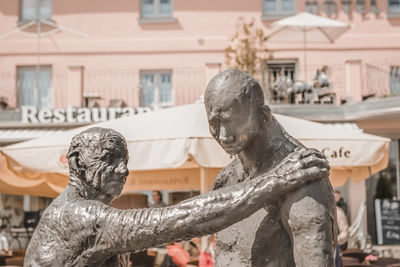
[35,20,41,109]
[35,0,41,109]
[303,27,307,82]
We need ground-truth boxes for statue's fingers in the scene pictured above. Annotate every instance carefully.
[276,161,295,176]
[291,153,302,161]
[285,166,328,185]
[309,149,325,159]
[292,147,307,160]
[305,166,329,181]
[283,169,305,188]
[301,155,330,170]
[298,148,324,159]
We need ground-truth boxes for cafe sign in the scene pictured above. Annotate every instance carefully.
[21,106,153,123]
[321,147,351,159]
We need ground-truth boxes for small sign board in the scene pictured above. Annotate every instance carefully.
[375,199,400,245]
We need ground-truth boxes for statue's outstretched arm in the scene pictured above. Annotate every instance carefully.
[97,149,328,254]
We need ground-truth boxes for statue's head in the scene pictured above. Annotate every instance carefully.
[204,69,271,155]
[67,127,129,204]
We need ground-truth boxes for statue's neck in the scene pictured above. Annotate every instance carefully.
[238,118,297,178]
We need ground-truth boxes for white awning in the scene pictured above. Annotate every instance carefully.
[0,128,66,144]
[0,103,390,198]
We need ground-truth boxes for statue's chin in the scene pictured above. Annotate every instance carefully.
[222,145,242,155]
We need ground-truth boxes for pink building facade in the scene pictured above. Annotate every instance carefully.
[0,0,399,110]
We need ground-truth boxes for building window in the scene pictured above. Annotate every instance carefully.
[17,66,52,109]
[388,0,400,15]
[305,1,319,14]
[371,0,380,14]
[140,0,173,19]
[19,0,52,23]
[263,0,295,19]
[390,66,400,95]
[140,71,172,107]
[356,0,367,14]
[265,60,298,103]
[322,1,338,16]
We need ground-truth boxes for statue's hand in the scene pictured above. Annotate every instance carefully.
[273,147,329,189]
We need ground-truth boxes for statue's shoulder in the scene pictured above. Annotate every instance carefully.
[212,157,244,190]
[45,195,103,224]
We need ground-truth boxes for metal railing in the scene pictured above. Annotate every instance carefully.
[363,57,400,98]
[0,60,399,110]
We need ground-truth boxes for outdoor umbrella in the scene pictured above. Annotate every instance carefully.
[0,103,390,197]
[268,12,351,81]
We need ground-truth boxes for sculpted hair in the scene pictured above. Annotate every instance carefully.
[67,127,127,186]
[204,69,265,109]
[205,69,272,124]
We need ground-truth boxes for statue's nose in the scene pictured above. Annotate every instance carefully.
[219,126,234,144]
[115,162,129,176]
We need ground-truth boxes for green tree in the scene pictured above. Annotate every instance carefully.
[225,17,271,83]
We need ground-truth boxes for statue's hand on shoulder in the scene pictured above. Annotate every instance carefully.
[272,147,329,191]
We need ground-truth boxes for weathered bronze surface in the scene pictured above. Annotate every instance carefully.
[24,115,329,266]
[205,69,337,267]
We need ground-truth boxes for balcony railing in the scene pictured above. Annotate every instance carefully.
[266,63,346,105]
[363,57,400,99]
[0,59,399,111]
[266,58,400,105]
[0,67,206,110]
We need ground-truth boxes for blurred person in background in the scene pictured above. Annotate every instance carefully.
[334,190,348,217]
[199,235,215,267]
[337,206,349,251]
[150,190,166,208]
[163,242,191,267]
[183,238,200,259]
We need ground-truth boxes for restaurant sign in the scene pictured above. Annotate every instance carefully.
[21,106,152,123]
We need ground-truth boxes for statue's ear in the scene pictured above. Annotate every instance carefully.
[259,105,272,122]
[67,151,83,176]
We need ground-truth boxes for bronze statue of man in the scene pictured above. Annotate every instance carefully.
[24,126,328,266]
[205,69,337,267]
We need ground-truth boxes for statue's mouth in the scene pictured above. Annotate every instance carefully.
[223,144,239,153]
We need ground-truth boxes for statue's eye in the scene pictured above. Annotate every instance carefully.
[209,118,219,137]
[100,150,113,163]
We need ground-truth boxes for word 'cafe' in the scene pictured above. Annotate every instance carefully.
[322,147,351,159]
[21,106,153,123]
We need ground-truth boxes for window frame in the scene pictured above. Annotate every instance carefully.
[265,59,298,103]
[390,66,400,96]
[16,65,53,109]
[262,0,296,20]
[19,0,52,24]
[305,1,319,14]
[139,70,173,108]
[388,0,400,17]
[139,0,176,23]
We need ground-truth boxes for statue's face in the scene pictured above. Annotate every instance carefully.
[85,145,129,203]
[206,95,260,155]
[101,148,129,201]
